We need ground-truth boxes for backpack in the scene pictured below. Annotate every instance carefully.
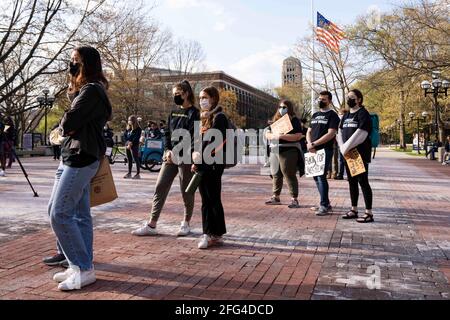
[215,112,242,169]
[370,113,380,159]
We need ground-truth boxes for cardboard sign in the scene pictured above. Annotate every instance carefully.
[344,149,366,177]
[270,114,293,136]
[90,157,118,207]
[305,149,326,178]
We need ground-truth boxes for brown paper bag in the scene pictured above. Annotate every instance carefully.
[344,149,366,177]
[270,114,293,136]
[90,157,118,207]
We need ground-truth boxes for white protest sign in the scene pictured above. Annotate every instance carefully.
[305,149,326,178]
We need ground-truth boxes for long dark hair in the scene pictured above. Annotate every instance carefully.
[68,46,109,94]
[272,99,296,123]
[174,79,195,106]
[349,89,364,105]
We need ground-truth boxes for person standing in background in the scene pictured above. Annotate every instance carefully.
[123,116,142,180]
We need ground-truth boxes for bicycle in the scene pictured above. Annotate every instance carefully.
[108,141,128,165]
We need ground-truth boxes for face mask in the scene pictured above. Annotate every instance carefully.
[319,101,328,109]
[69,62,80,76]
[174,94,184,106]
[279,107,288,117]
[347,98,357,109]
[200,99,210,110]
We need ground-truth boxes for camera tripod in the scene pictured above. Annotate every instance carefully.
[4,141,39,197]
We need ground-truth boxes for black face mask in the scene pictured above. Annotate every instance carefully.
[174,94,184,106]
[347,98,357,109]
[319,101,328,109]
[69,62,80,76]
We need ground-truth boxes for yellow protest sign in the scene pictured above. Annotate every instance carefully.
[344,149,366,177]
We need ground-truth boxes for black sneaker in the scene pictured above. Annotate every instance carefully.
[42,253,66,266]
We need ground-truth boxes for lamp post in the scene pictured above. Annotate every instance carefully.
[37,89,55,146]
[420,71,449,143]
[408,111,428,154]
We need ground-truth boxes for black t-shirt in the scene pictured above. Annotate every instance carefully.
[279,116,302,152]
[310,109,340,150]
[340,107,373,163]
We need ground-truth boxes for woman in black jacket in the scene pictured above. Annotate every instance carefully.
[192,86,228,249]
[124,116,142,179]
[46,46,112,291]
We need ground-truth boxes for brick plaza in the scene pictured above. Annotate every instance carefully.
[0,148,449,300]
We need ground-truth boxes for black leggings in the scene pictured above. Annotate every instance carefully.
[126,146,140,174]
[345,162,373,210]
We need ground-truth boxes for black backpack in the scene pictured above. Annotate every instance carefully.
[215,112,241,169]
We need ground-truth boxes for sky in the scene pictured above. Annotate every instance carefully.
[150,0,399,89]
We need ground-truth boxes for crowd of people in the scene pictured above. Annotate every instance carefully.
[264,90,374,223]
[0,45,444,292]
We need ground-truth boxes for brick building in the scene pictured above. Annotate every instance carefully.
[110,69,279,129]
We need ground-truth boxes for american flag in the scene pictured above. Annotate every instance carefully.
[316,12,345,54]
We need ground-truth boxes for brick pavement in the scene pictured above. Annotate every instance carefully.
[0,148,449,300]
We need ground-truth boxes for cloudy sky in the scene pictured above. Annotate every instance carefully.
[152,0,397,89]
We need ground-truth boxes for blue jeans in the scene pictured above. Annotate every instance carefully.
[49,161,99,271]
[313,148,333,207]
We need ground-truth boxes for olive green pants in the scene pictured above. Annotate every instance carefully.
[270,148,299,198]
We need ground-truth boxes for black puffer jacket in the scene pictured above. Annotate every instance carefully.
[61,83,112,167]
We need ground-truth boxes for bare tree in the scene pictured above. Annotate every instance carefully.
[165,38,206,75]
[294,32,365,110]
[81,0,175,126]
[0,0,106,107]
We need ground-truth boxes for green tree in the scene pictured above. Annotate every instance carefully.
[219,89,246,128]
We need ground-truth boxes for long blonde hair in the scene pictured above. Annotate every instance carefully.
[128,115,140,131]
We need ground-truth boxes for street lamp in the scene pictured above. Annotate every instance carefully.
[420,71,449,143]
[37,89,55,146]
[408,111,428,154]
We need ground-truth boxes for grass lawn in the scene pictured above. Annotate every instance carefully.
[391,147,426,157]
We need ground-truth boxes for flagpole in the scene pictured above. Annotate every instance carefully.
[311,0,316,116]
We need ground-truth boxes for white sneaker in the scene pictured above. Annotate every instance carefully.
[58,269,96,291]
[132,223,158,236]
[53,267,77,283]
[0,170,5,177]
[177,221,191,237]
[198,234,211,249]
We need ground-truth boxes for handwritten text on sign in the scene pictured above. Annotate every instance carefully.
[270,114,293,136]
[344,149,366,177]
[305,149,326,178]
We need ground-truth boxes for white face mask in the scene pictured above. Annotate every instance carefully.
[200,99,210,110]
[279,108,288,117]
